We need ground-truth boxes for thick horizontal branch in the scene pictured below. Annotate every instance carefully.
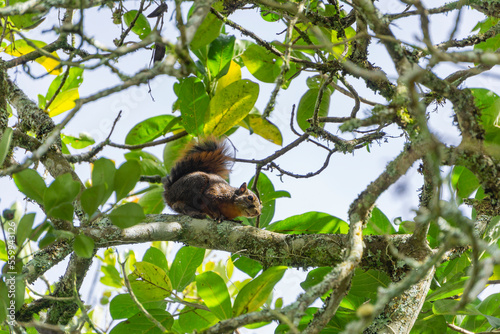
[86,214,414,273]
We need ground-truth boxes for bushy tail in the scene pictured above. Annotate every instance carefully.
[164,138,232,187]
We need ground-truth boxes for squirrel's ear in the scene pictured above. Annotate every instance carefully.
[237,182,247,194]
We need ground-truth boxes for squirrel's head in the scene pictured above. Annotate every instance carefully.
[235,182,262,218]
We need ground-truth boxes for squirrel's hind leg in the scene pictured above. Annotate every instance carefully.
[170,201,207,219]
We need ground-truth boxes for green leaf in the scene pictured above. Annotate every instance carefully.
[196,271,232,320]
[349,269,391,300]
[177,77,210,135]
[81,184,106,216]
[44,173,81,221]
[178,307,218,333]
[432,299,482,316]
[233,266,286,316]
[16,213,36,247]
[92,158,116,205]
[110,294,167,320]
[46,67,84,101]
[363,207,397,235]
[142,247,169,274]
[138,186,166,214]
[241,43,281,83]
[163,136,192,172]
[115,160,141,201]
[231,254,263,278]
[474,17,500,52]
[473,88,500,148]
[427,277,468,302]
[267,211,348,234]
[110,309,173,334]
[125,115,177,145]
[296,88,332,132]
[204,79,259,136]
[169,246,205,291]
[477,292,500,319]
[13,169,47,204]
[207,35,235,79]
[452,165,480,198]
[100,265,122,288]
[413,315,447,334]
[129,262,172,302]
[125,151,167,177]
[109,203,145,229]
[300,267,332,290]
[73,234,95,258]
[123,10,152,40]
[260,9,280,22]
[61,133,94,150]
[189,11,223,50]
[0,127,13,166]
[240,113,283,145]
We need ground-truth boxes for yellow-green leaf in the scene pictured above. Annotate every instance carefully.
[216,61,242,93]
[240,114,282,145]
[4,39,62,75]
[129,261,172,302]
[196,271,232,320]
[47,88,79,117]
[204,79,259,136]
[233,266,286,316]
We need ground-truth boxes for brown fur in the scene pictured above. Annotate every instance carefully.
[163,138,261,221]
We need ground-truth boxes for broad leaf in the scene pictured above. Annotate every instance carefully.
[231,254,263,278]
[123,10,152,40]
[13,169,47,204]
[61,133,94,150]
[0,127,13,166]
[233,266,286,316]
[296,88,332,132]
[217,61,242,93]
[207,35,235,79]
[80,184,106,216]
[115,160,141,201]
[16,213,36,247]
[138,186,165,214]
[109,294,167,320]
[189,10,222,50]
[204,79,259,136]
[363,207,397,235]
[109,309,173,334]
[4,39,61,75]
[44,173,81,221]
[241,43,281,83]
[240,113,283,145]
[169,246,205,291]
[109,203,145,229]
[196,271,232,320]
[177,77,209,135]
[47,88,79,117]
[73,234,95,258]
[92,158,116,205]
[142,247,169,274]
[125,115,177,145]
[267,211,348,234]
[178,307,218,333]
[129,262,172,302]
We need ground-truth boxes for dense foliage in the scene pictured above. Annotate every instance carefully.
[1,0,500,333]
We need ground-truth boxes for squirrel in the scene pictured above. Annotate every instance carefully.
[163,137,262,221]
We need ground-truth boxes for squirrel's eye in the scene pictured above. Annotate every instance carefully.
[247,195,254,201]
